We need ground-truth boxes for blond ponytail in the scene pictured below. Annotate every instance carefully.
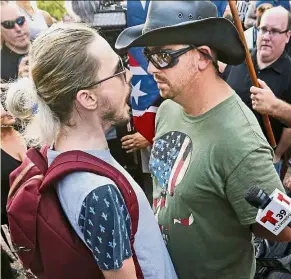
[6,77,60,147]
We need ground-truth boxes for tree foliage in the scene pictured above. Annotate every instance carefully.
[36,1,66,21]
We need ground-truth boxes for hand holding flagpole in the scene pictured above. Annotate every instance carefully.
[228,0,276,148]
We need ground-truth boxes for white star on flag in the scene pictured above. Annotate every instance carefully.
[140,0,146,10]
[131,80,147,105]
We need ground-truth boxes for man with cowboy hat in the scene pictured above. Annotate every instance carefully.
[116,1,291,278]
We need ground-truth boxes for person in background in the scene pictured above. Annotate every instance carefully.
[251,79,291,128]
[62,13,74,23]
[245,0,291,29]
[1,100,26,228]
[244,1,274,50]
[223,6,291,174]
[65,1,100,25]
[1,94,27,279]
[15,0,53,40]
[224,1,250,28]
[224,13,234,23]
[283,158,291,192]
[1,2,30,82]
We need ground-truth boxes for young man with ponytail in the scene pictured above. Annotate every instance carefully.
[6,23,177,279]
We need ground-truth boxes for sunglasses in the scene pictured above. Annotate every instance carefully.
[143,45,195,69]
[78,56,127,91]
[1,16,26,29]
[143,45,219,72]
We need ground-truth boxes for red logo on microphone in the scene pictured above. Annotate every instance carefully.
[277,193,290,205]
[260,210,278,226]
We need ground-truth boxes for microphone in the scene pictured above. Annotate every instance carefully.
[245,186,291,235]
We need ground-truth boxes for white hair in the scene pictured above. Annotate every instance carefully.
[6,77,60,147]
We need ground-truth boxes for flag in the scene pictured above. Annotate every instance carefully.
[127,1,228,144]
[273,0,290,10]
[127,0,161,144]
[213,1,228,17]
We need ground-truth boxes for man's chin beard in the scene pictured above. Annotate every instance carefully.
[103,111,130,128]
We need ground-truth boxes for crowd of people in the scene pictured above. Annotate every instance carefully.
[1,1,291,279]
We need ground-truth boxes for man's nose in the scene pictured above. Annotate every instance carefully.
[14,23,22,32]
[262,31,271,40]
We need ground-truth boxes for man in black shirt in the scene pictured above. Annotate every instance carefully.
[223,6,291,172]
[1,2,30,82]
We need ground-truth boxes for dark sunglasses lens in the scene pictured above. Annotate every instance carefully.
[1,16,25,29]
[151,52,172,69]
[2,21,15,29]
[16,16,25,26]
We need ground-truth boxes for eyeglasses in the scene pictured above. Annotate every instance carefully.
[143,45,220,73]
[258,26,290,36]
[1,16,26,29]
[78,56,127,91]
[143,45,195,69]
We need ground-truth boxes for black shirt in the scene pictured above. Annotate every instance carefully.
[1,43,26,82]
[223,49,291,143]
[1,149,21,225]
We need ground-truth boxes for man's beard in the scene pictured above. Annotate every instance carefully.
[103,109,130,127]
[101,102,130,127]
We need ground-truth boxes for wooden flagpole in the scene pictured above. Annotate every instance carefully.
[228,0,277,148]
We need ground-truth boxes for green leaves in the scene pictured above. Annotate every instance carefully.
[37,1,66,21]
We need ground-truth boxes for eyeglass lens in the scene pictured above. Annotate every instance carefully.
[259,27,287,36]
[119,57,127,83]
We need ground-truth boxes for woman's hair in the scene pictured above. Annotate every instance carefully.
[6,22,100,147]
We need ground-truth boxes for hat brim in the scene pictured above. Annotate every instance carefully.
[116,18,246,65]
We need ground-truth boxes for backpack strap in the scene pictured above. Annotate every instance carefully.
[26,146,49,174]
[41,150,143,278]
[8,146,50,200]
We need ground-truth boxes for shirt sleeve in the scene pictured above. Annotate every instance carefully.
[225,146,286,226]
[78,184,132,270]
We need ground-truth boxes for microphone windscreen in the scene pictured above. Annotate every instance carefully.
[245,186,263,209]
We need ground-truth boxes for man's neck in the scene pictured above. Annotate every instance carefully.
[4,42,29,55]
[54,121,110,153]
[256,52,282,70]
[177,76,233,117]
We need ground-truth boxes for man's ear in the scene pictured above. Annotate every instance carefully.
[286,30,291,43]
[197,46,212,71]
[76,89,98,110]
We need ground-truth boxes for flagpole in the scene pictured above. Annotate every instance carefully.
[228,0,277,149]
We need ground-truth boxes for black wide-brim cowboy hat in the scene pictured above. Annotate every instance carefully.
[115,1,246,65]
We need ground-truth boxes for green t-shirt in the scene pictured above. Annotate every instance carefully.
[149,93,285,279]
